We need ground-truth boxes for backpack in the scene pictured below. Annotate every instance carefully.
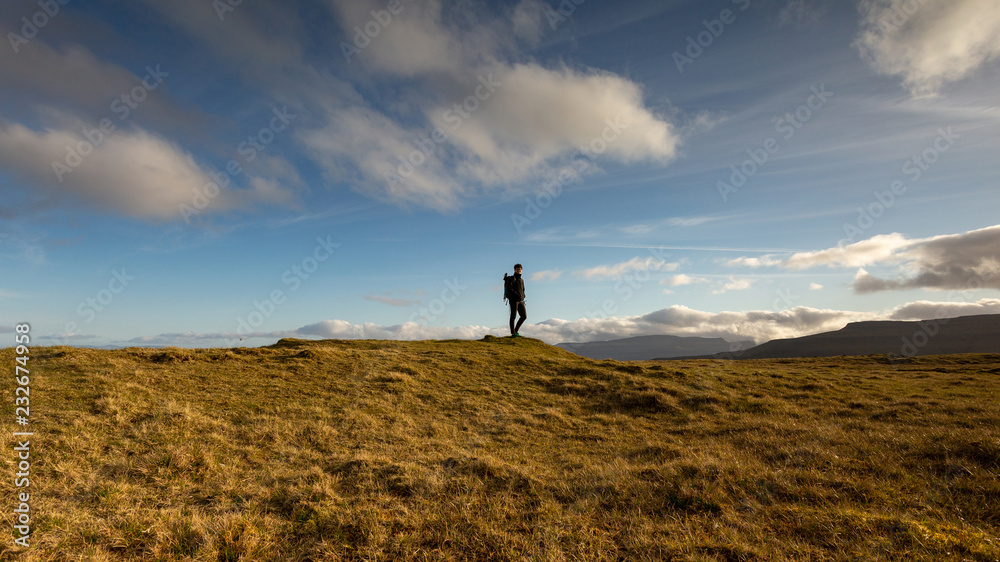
[503,273,514,304]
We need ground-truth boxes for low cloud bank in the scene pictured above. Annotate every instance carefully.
[103,298,1000,348]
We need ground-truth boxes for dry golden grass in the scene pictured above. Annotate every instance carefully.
[1,337,998,560]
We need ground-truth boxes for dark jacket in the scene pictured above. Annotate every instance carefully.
[504,273,525,302]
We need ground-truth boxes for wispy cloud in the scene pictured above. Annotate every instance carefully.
[618,216,720,235]
[530,269,563,281]
[574,257,681,280]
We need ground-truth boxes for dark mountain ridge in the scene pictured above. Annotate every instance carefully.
[675,314,1000,360]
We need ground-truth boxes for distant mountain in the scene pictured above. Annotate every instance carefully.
[557,334,753,361]
[685,314,1000,360]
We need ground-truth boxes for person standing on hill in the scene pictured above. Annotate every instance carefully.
[503,264,527,337]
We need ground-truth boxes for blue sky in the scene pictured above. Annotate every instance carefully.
[2,0,999,348]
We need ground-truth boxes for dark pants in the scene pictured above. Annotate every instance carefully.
[509,301,526,335]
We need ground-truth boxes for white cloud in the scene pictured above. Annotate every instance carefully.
[0,122,294,220]
[727,225,1000,293]
[574,257,681,280]
[809,282,824,291]
[783,233,911,269]
[856,0,1000,96]
[850,225,1000,292]
[428,63,678,179]
[330,0,469,77]
[303,0,681,210]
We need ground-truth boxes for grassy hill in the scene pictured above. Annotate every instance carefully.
[2,337,998,560]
